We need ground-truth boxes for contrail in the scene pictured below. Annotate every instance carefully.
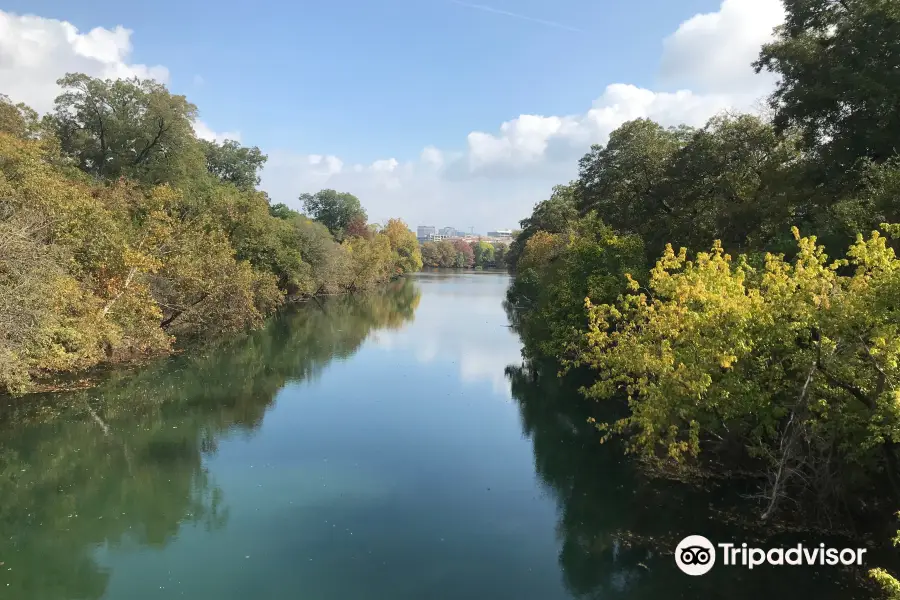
[450,0,583,33]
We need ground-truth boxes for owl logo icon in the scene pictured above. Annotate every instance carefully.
[675,535,716,575]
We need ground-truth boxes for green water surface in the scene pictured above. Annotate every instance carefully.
[0,273,877,599]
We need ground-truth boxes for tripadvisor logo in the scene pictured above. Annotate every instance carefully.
[674,535,867,575]
[675,535,716,575]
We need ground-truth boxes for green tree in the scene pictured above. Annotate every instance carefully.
[200,139,267,191]
[577,119,693,232]
[269,202,295,220]
[49,73,204,185]
[299,189,367,240]
[209,186,312,295]
[655,114,804,256]
[508,184,579,272]
[870,521,900,599]
[755,0,900,185]
[508,215,645,361]
[473,241,495,267]
[493,243,508,268]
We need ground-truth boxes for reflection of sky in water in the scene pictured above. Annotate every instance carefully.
[84,272,569,600]
[369,273,521,397]
[12,271,867,600]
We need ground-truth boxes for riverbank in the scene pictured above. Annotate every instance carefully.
[1,85,422,395]
[497,8,900,587]
[1,277,420,401]
[1,272,890,600]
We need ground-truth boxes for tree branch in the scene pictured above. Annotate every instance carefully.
[133,117,168,166]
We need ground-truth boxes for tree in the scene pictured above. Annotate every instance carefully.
[577,226,900,516]
[149,221,283,340]
[382,219,423,275]
[577,119,693,231]
[493,243,508,268]
[289,216,353,295]
[49,73,204,185]
[473,241,495,267]
[508,214,645,360]
[436,240,457,267]
[0,85,414,393]
[508,184,579,272]
[269,202,296,220]
[345,214,373,239]
[299,189,367,240]
[209,186,312,296]
[653,113,804,256]
[870,524,900,600]
[0,94,39,139]
[344,234,393,291]
[420,241,440,267]
[0,132,169,394]
[755,0,900,185]
[200,139,267,191]
[453,239,475,268]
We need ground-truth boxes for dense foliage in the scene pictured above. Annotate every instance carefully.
[420,238,508,269]
[0,75,421,395]
[506,1,900,574]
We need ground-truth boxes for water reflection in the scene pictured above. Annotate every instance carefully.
[0,273,878,600]
[371,271,522,397]
[505,360,869,598]
[0,279,420,600]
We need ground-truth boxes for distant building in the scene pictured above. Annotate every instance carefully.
[487,229,513,240]
[438,226,456,237]
[417,225,436,241]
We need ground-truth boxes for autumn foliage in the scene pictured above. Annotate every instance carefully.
[0,78,420,395]
[505,4,900,578]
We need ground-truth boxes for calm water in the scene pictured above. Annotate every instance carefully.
[0,273,877,599]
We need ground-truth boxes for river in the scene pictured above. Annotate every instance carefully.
[0,272,878,599]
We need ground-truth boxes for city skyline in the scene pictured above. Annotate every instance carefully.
[415,224,514,240]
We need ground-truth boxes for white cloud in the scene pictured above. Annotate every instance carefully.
[258,0,786,229]
[192,120,241,143]
[460,84,735,176]
[370,158,399,173]
[420,146,444,168]
[659,0,785,95]
[0,1,786,230]
[0,11,238,148]
[0,10,168,113]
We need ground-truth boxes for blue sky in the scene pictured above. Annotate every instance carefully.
[0,0,783,229]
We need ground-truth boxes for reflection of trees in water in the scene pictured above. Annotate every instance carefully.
[507,362,661,598]
[0,278,420,600]
[507,361,862,599]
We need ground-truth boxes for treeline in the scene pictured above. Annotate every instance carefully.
[0,74,422,395]
[506,0,900,581]
[420,239,508,269]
